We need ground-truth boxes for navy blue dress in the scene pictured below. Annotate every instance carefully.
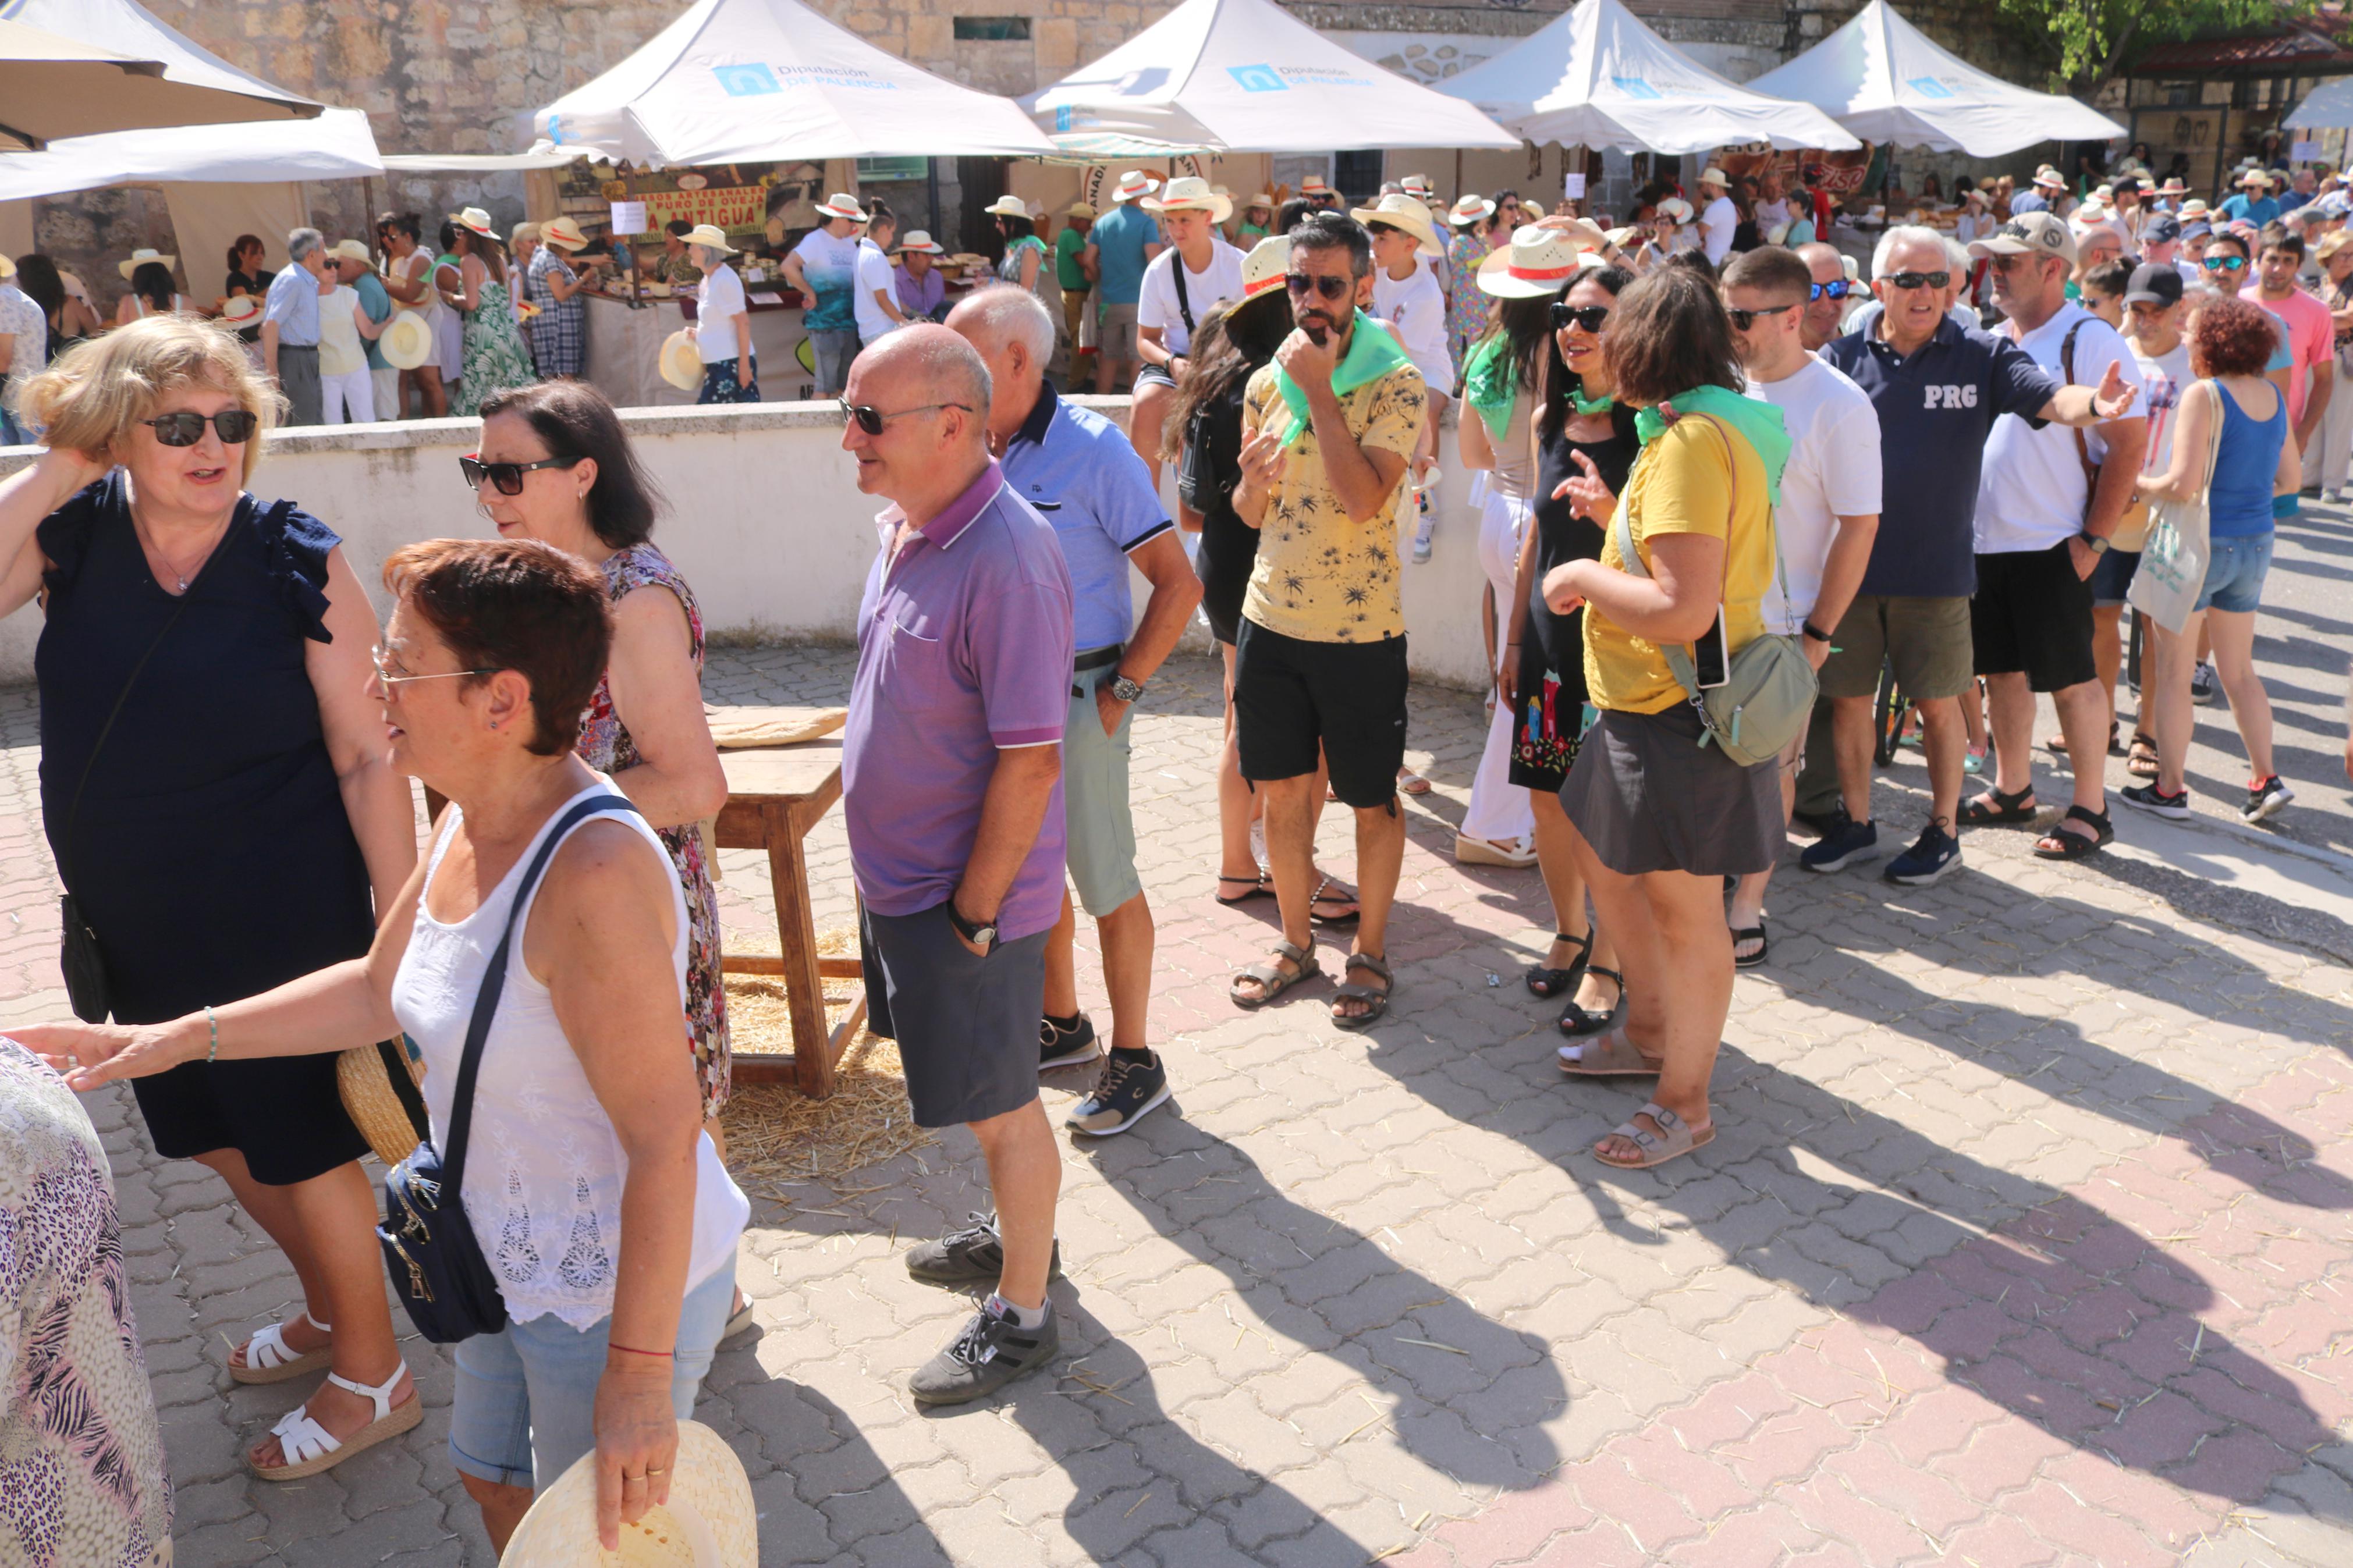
[38,473,374,1185]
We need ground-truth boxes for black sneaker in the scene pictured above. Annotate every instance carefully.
[908,1298,1060,1406]
[2242,775,2296,823]
[1066,1048,1171,1136]
[1884,823,1961,885]
[2190,662,2217,706]
[904,1213,1063,1287]
[1039,1012,1100,1071]
[1800,811,1882,873]
[2120,780,2191,820]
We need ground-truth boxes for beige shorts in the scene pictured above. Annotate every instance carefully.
[1100,303,1140,365]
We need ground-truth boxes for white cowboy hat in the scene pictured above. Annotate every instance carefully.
[1603,225,1642,249]
[2238,166,2277,189]
[450,207,499,240]
[982,195,1034,221]
[326,238,373,266]
[2032,168,2067,190]
[1478,225,1598,298]
[499,1421,755,1568]
[118,247,176,279]
[218,294,264,328]
[1698,166,1731,189]
[1110,170,1156,203]
[1244,193,1275,211]
[814,192,867,222]
[894,230,944,255]
[1350,193,1444,258]
[1400,173,1435,197]
[2179,198,2212,219]
[1655,197,1694,224]
[379,311,434,370]
[1448,194,1496,227]
[1299,175,1334,197]
[682,224,736,254]
[540,216,590,251]
[1240,233,1291,301]
[1142,176,1233,223]
[659,329,704,392]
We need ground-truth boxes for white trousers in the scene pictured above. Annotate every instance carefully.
[2317,362,2353,493]
[322,366,376,424]
[371,365,401,422]
[1461,486,1537,844]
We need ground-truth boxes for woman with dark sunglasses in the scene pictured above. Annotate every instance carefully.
[0,315,419,1477]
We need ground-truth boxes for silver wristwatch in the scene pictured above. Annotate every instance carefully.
[1109,674,1147,704]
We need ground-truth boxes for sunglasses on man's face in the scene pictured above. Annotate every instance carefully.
[1550,302,1610,333]
[2203,254,2248,272]
[141,410,257,447]
[1809,279,1852,301]
[1285,272,1354,301]
[460,453,579,495]
[837,398,974,436]
[1726,303,1800,331]
[1883,271,1953,291]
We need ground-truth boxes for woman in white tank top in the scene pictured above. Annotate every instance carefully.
[27,537,746,1553]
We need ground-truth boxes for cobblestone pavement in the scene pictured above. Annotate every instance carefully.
[5,628,2353,1567]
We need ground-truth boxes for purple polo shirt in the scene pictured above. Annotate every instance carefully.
[844,458,1076,941]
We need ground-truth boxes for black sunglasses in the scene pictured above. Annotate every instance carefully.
[1726,303,1800,331]
[141,410,257,446]
[837,397,974,436]
[1549,302,1610,333]
[1284,273,1353,301]
[1883,270,1953,291]
[1809,279,1851,301]
[461,453,580,495]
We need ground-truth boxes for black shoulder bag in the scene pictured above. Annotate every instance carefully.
[378,792,638,1343]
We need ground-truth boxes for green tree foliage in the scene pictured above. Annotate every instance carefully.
[1992,0,2320,93]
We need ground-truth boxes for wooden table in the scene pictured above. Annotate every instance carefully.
[714,739,864,1097]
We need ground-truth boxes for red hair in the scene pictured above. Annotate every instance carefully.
[2191,294,2281,379]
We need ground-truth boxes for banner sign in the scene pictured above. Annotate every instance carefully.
[1720,145,1878,199]
[640,184,765,234]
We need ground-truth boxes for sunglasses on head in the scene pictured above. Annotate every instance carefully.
[1883,269,1954,290]
[2203,254,2248,272]
[837,397,974,436]
[141,410,257,446]
[460,453,579,495]
[1284,272,1354,301]
[1550,302,1610,332]
[1726,303,1800,330]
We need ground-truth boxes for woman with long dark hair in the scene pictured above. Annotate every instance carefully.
[15,255,99,369]
[448,208,533,415]
[113,258,193,326]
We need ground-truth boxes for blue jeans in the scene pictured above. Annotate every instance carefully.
[448,1259,736,1490]
[808,328,860,396]
[2196,531,2274,614]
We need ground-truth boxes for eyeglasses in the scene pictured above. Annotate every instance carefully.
[1549,303,1610,333]
[1985,255,2037,275]
[1881,271,1953,291]
[2202,254,2248,272]
[1809,279,1852,301]
[1285,273,1354,301]
[837,398,974,436]
[1726,303,1800,331]
[370,645,496,690]
[140,410,257,446]
[460,453,580,495]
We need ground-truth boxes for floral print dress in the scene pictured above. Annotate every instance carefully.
[1445,227,1495,373]
[455,275,535,416]
[576,544,731,1118]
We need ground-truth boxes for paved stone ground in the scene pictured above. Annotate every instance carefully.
[5,609,2353,1564]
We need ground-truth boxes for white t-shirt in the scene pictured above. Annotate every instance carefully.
[1975,302,2137,553]
[1371,254,1453,393]
[2130,336,2195,475]
[1747,357,1883,632]
[1137,239,1245,359]
[853,239,899,343]
[1700,194,1738,265]
[1754,197,1792,234]
[695,262,748,365]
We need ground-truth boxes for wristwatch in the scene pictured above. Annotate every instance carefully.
[945,895,999,955]
[2077,532,2111,557]
[1109,673,1147,704]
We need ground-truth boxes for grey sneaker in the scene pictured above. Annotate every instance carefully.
[904,1213,1063,1287]
[908,1299,1060,1406]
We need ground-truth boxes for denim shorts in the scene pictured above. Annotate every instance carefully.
[2197,531,2275,615]
[2088,546,2140,608]
[448,1258,737,1491]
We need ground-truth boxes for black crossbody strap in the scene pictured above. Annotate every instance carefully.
[1172,251,1195,335]
[441,793,639,1190]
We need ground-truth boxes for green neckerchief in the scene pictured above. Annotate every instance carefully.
[1462,332,1516,440]
[1632,385,1790,508]
[1272,311,1411,445]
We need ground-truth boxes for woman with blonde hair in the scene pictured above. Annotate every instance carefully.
[0,315,417,1477]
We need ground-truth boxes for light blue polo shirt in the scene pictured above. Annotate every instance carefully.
[1000,383,1172,652]
[261,261,321,346]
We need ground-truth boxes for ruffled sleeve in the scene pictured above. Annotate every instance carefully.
[34,471,123,602]
[253,499,342,644]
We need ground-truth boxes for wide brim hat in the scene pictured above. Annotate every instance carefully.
[379,311,435,370]
[500,1421,755,1568]
[894,230,943,255]
[541,216,590,251]
[682,224,736,254]
[2180,199,2212,219]
[1478,225,1596,298]
[2317,229,2353,261]
[1065,201,1097,220]
[1299,177,1333,197]
[1142,176,1233,223]
[326,239,373,266]
[451,207,499,240]
[2032,170,2066,190]
[1350,193,1442,257]
[1245,194,1275,211]
[1240,232,1291,300]
[118,248,176,279]
[2157,178,2188,195]
[1110,170,1156,203]
[218,293,264,328]
[1448,194,1495,227]
[982,195,1033,221]
[2238,167,2276,189]
[1655,197,1694,223]
[659,329,703,391]
[1698,166,1731,189]
[814,192,867,222]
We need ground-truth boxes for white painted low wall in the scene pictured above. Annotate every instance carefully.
[0,399,1500,691]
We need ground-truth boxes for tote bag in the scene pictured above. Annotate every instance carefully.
[2127,379,2223,636]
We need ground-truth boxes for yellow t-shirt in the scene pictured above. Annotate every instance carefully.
[1582,415,1776,715]
[1238,358,1427,643]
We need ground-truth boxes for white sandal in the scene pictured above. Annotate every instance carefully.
[229,1311,332,1385]
[248,1364,421,1481]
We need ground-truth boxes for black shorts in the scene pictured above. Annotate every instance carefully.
[1233,619,1408,808]
[860,900,1047,1129]
[131,1055,370,1186]
[1972,541,2097,692]
[1134,362,1179,391]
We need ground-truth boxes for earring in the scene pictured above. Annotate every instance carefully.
[489,720,499,730]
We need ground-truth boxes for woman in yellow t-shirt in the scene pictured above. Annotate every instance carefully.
[1537,265,1784,1171]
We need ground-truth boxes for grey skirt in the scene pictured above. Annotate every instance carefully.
[1561,702,1782,877]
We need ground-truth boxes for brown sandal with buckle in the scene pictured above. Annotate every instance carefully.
[1557,1027,1663,1077]
[1230,941,1319,1008]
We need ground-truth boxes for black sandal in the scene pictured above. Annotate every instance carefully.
[1732,920,1768,969]
[1558,967,1623,1037]
[1958,784,2037,826]
[1308,874,1361,929]
[1216,873,1272,908]
[2033,803,2114,860]
[1332,953,1393,1031]
[1526,930,1592,998]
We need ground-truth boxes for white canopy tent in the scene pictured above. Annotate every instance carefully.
[1433,0,1858,154]
[0,15,321,151]
[1745,0,2122,156]
[528,0,1056,165]
[1022,0,1518,155]
[2285,77,2353,131]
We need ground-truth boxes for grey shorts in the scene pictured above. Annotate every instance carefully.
[1101,304,1140,365]
[1066,662,1143,918]
[1817,593,1974,702]
[860,900,1047,1129]
[1561,703,1782,879]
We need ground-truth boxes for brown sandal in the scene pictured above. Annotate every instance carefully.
[1557,1027,1663,1077]
[1594,1103,1715,1169]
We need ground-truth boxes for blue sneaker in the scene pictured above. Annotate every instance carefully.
[1884,823,1962,886]
[1800,812,1882,873]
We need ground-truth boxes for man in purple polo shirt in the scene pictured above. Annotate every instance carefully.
[842,326,1075,1405]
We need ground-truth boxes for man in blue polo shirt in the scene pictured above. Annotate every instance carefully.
[949,285,1202,1137]
[1813,221,2138,886]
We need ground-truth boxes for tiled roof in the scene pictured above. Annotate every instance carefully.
[2131,13,2353,76]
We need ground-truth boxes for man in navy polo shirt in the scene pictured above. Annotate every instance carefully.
[949,286,1203,1137]
[1813,222,2137,886]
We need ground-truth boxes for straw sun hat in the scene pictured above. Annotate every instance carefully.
[659,329,704,392]
[379,311,436,371]
[451,207,499,241]
[218,293,264,329]
[1350,192,1443,257]
[118,247,176,279]
[1478,225,1600,298]
[1240,233,1291,300]
[541,216,591,251]
[893,230,944,255]
[814,192,867,222]
[1448,194,1496,227]
[1110,170,1157,203]
[1142,176,1233,223]
[499,1421,755,1568]
[982,195,1034,221]
[681,224,736,254]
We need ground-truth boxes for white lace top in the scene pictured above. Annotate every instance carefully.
[390,780,748,1330]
